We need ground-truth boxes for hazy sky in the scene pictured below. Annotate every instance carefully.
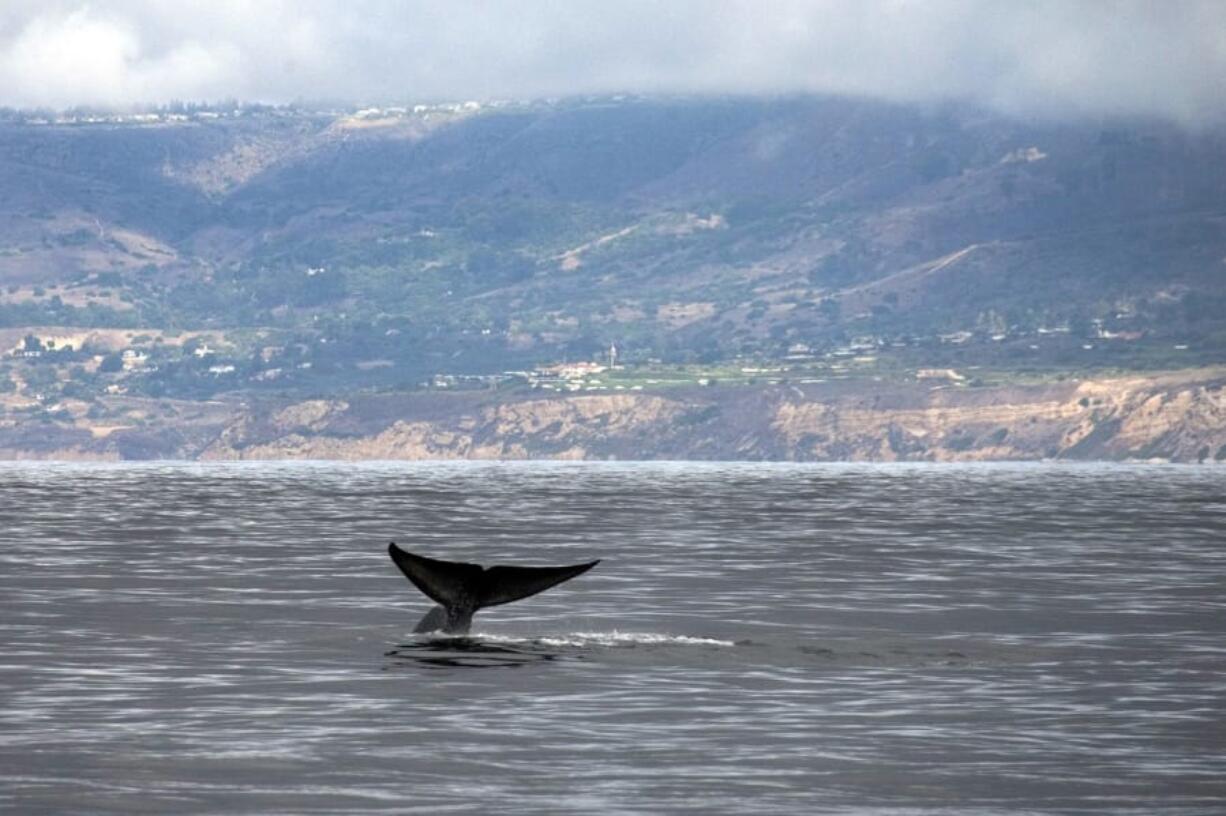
[1,1,1223,124]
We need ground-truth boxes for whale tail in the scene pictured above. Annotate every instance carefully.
[387,542,600,634]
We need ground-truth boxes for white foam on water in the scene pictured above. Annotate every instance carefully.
[479,631,736,648]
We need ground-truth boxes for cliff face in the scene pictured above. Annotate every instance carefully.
[0,368,1203,463]
[2,369,1223,463]
[772,374,1226,462]
[198,394,686,461]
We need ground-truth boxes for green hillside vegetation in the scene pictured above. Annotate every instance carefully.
[1,95,1225,413]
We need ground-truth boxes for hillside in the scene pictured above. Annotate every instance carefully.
[0,96,1224,460]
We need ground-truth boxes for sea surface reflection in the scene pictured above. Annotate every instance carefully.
[1,461,1224,814]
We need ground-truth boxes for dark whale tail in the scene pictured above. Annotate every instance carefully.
[387,542,600,634]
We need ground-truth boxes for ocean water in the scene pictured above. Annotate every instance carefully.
[1,461,1223,814]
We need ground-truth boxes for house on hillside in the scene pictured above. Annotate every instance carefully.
[122,350,149,370]
[917,368,966,381]
[535,361,606,380]
[785,343,814,361]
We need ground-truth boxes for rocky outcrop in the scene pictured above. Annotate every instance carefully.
[197,393,683,461]
[772,373,1226,462]
[3,369,1224,463]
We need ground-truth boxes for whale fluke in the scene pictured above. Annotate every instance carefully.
[387,542,600,634]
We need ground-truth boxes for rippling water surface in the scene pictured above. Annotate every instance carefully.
[1,461,1224,814]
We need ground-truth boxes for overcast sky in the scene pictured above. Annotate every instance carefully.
[1,1,1223,125]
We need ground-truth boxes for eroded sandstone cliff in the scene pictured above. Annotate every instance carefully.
[3,369,1223,463]
[196,369,1226,463]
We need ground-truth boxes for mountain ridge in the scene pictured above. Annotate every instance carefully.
[1,95,1223,460]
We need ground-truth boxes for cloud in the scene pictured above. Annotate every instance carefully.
[0,6,243,109]
[0,1,1223,125]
